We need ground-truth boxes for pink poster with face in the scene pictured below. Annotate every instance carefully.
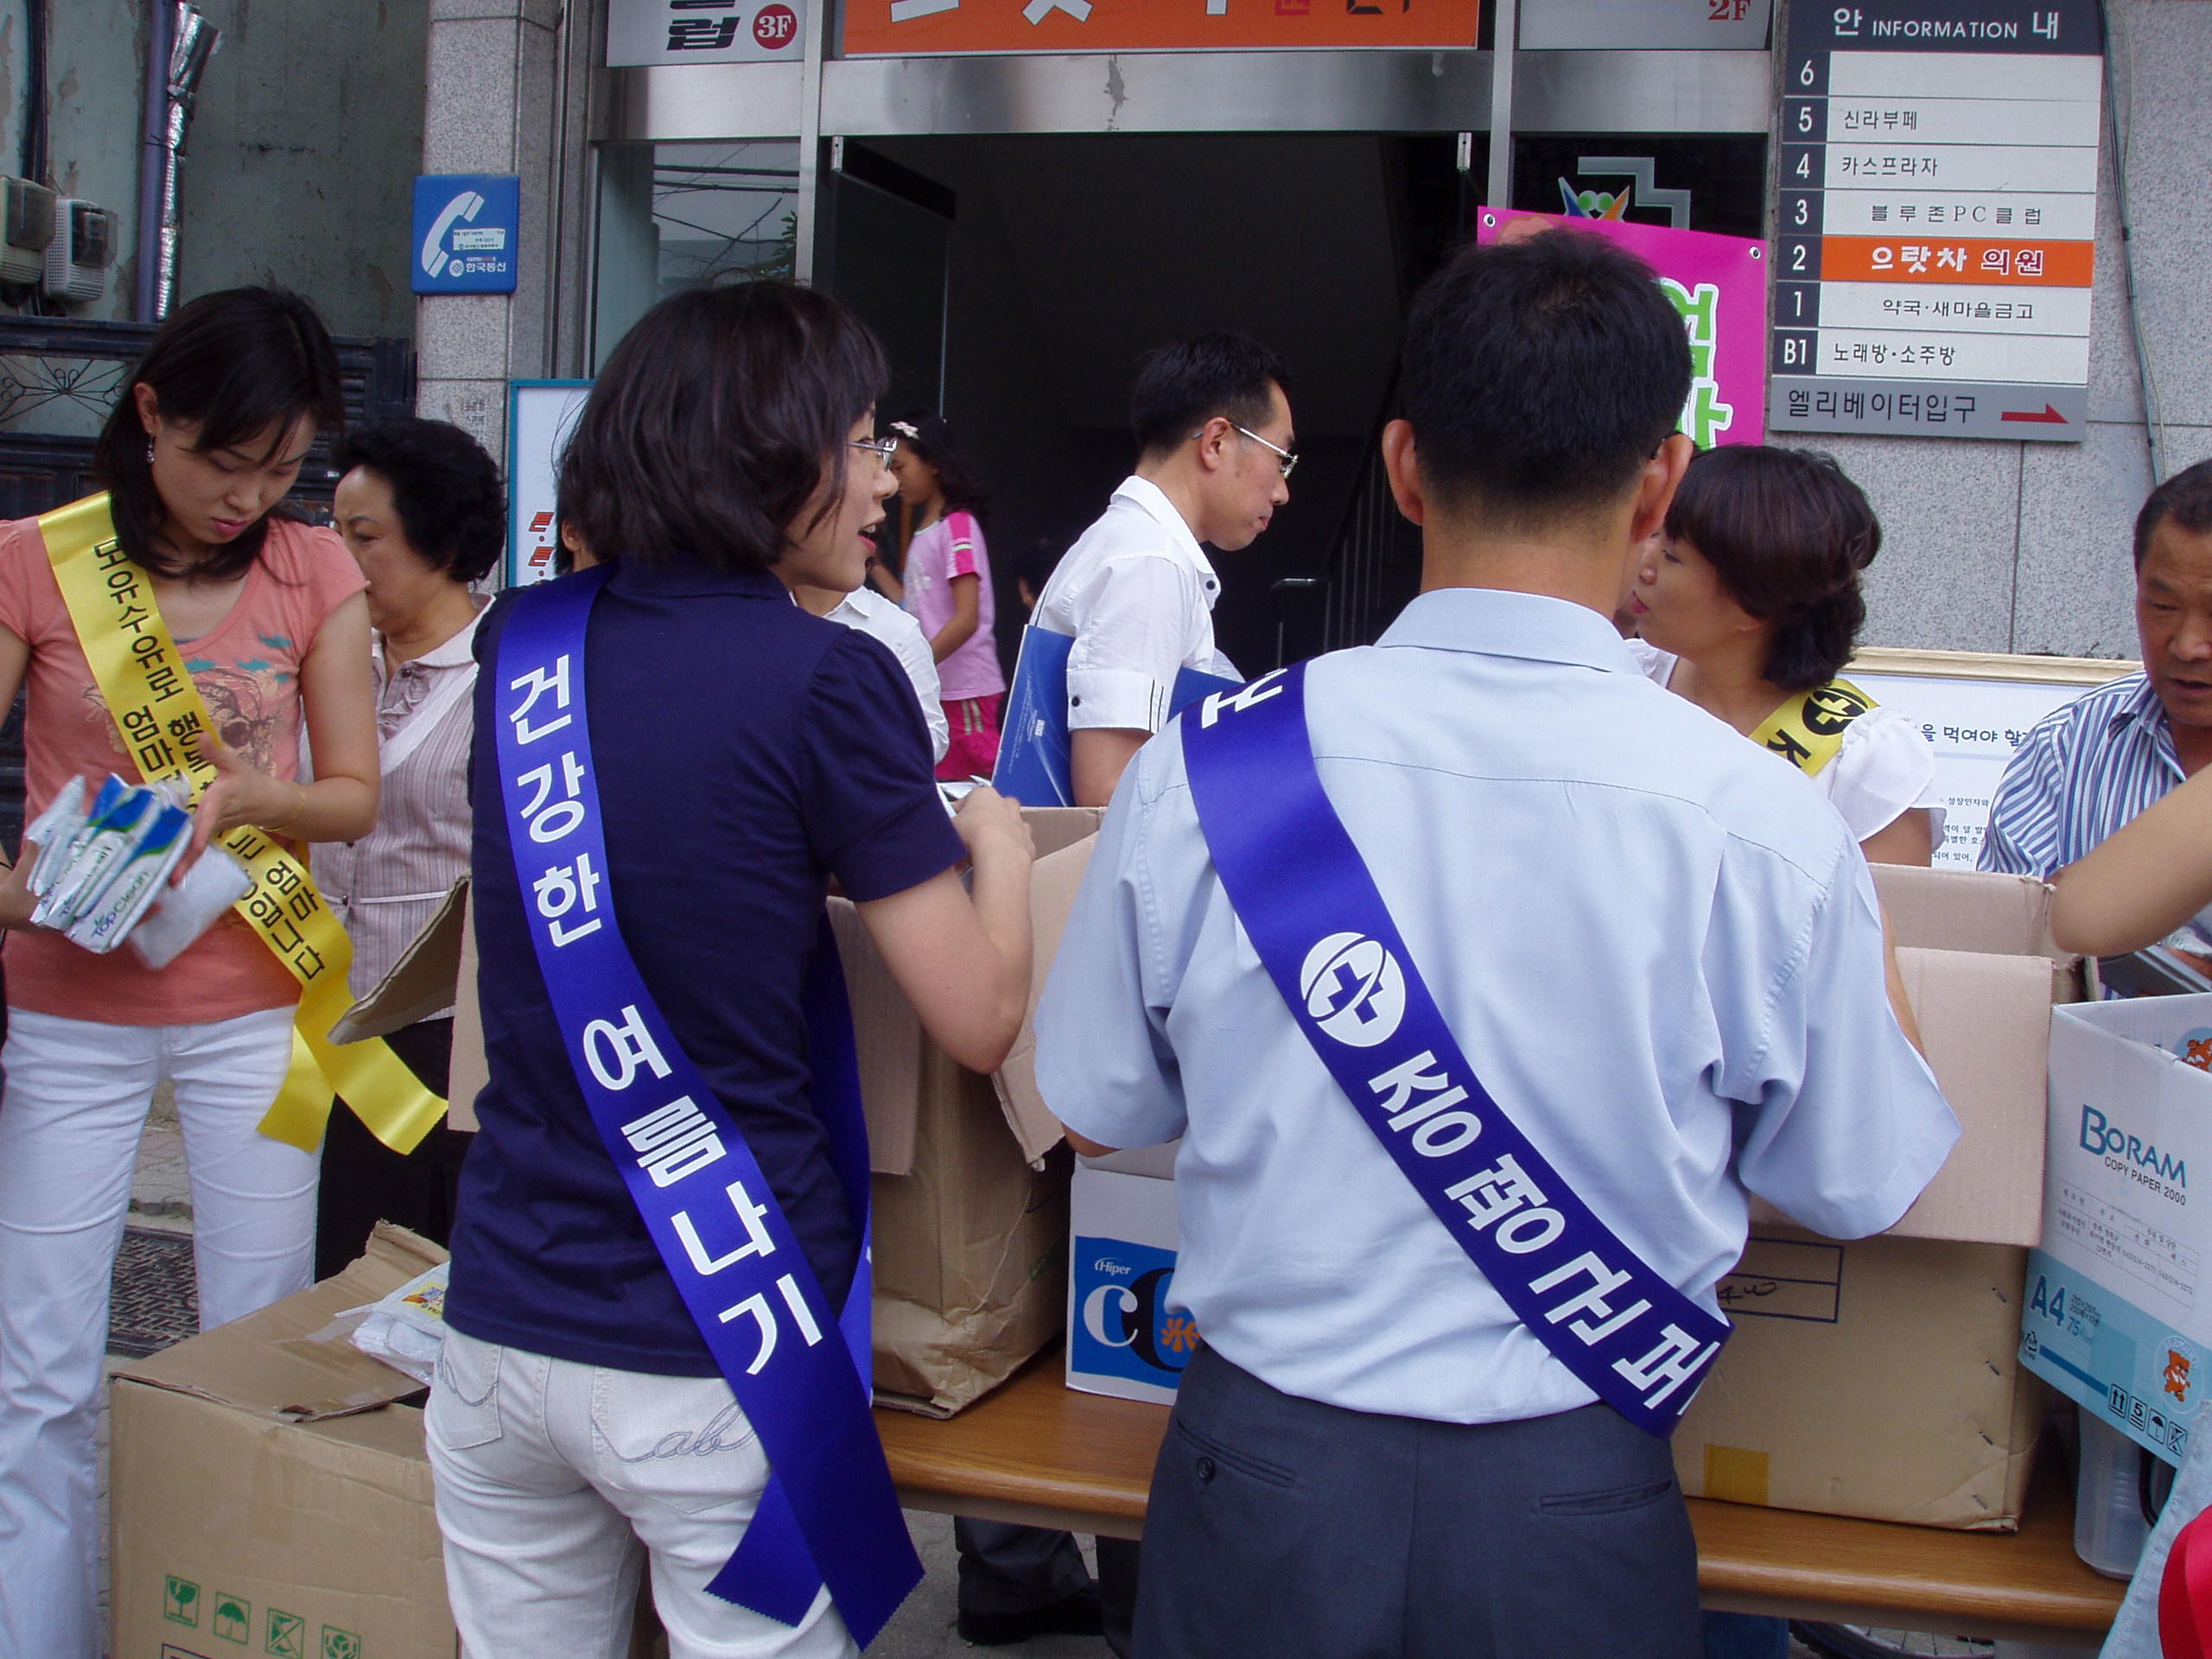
[1475,207,1770,448]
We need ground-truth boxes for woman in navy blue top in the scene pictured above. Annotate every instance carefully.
[429,283,1038,1659]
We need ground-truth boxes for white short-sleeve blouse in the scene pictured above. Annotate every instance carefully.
[1626,639,1946,847]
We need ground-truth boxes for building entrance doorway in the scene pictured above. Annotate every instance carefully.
[821,130,1469,677]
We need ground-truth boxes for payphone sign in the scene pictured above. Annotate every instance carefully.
[843,0,1478,54]
[1767,0,2103,442]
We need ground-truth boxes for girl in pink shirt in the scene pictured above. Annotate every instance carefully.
[881,410,1005,779]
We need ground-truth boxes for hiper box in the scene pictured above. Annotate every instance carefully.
[2019,993,2212,1468]
[1068,1148,1191,1405]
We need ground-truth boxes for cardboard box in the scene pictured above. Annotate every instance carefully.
[841,808,1102,1415]
[110,1225,457,1659]
[1067,1151,1186,1403]
[1675,865,2073,1529]
[1673,1232,2043,1529]
[1872,861,2067,964]
[2019,992,2212,1469]
[112,1226,667,1659]
[332,877,482,1131]
[862,1011,1075,1416]
[991,823,1103,1162]
[328,879,469,1044]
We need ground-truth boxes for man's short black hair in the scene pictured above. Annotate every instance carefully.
[1400,231,1692,526]
[1130,332,1292,459]
[334,418,506,585]
[2134,459,2212,568]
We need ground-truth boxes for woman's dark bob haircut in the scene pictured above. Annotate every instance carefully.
[93,286,346,581]
[883,407,989,527]
[558,282,888,573]
[335,419,507,587]
[1664,444,1882,691]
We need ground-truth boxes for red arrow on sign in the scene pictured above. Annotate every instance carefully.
[2000,404,2069,424]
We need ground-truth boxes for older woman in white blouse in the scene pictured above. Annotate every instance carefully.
[313,419,503,1275]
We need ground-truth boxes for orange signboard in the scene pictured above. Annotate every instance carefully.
[842,0,1481,56]
[1818,238,2093,288]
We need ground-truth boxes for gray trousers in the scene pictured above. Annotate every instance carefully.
[1133,1346,1702,1659]
[954,1520,1141,1655]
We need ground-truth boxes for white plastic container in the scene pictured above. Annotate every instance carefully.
[2075,1411,2152,1579]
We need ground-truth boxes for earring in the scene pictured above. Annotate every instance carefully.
[145,435,155,464]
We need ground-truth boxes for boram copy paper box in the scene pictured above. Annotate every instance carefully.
[2019,993,2212,1468]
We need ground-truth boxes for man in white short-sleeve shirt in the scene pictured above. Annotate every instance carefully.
[1033,333,1295,806]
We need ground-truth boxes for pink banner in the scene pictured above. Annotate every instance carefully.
[1476,207,1770,448]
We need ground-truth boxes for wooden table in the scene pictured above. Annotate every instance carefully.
[878,1357,2128,1649]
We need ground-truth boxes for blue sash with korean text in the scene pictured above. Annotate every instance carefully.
[493,566,921,1643]
[1180,662,1731,1436]
[993,624,1241,806]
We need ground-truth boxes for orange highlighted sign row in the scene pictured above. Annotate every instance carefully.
[842,0,1480,56]
[1821,238,2094,288]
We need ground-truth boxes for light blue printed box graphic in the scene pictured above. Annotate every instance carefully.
[2019,1248,2196,1465]
[1067,1165,1191,1405]
[2022,994,2212,1466]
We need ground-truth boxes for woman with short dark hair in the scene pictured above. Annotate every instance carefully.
[429,282,1037,1657]
[1627,444,1941,865]
[314,417,505,1276]
[0,286,378,1657]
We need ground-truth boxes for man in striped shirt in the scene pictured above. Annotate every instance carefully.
[1981,461,2212,881]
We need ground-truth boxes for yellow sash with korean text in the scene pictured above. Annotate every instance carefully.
[1749,677,1874,778]
[38,493,445,1154]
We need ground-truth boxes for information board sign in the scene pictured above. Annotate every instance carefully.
[607,0,806,61]
[506,381,593,589]
[1479,209,1768,448]
[1767,0,2102,443]
[1848,647,2133,868]
[842,0,1477,55]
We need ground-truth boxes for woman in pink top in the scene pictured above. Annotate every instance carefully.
[0,289,378,1659]
[880,410,1006,779]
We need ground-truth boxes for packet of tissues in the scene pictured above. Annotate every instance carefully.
[129,845,254,969]
[340,1262,450,1388]
[33,776,193,944]
[23,774,90,896]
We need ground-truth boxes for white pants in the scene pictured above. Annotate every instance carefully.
[428,1327,858,1659]
[0,1005,313,1659]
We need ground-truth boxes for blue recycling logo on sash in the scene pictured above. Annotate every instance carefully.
[1300,932,1407,1048]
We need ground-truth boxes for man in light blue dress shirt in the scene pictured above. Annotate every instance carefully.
[1034,232,1958,1658]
